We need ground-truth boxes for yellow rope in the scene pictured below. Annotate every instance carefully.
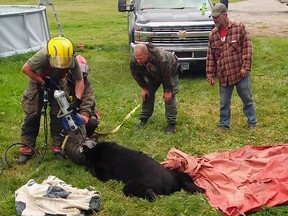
[95,103,141,136]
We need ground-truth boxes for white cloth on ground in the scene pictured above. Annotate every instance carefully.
[15,175,101,216]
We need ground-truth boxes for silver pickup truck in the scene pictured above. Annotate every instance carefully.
[118,0,221,71]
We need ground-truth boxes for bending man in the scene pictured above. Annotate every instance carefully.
[130,43,181,134]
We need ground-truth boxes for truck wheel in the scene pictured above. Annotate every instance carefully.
[220,0,228,9]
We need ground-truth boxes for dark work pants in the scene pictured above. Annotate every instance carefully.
[20,80,64,154]
[139,74,179,124]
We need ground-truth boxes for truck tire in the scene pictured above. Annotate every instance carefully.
[220,0,228,9]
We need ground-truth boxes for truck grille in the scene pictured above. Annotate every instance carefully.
[152,25,213,32]
[150,25,213,44]
[151,37,208,44]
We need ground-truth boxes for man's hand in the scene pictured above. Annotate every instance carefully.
[240,68,249,77]
[141,88,149,101]
[67,97,82,112]
[207,76,215,86]
[163,90,172,104]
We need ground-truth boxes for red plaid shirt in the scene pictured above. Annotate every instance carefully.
[206,21,252,86]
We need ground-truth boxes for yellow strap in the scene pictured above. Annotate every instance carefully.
[61,134,70,150]
[95,103,141,136]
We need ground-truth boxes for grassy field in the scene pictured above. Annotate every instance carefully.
[0,0,288,215]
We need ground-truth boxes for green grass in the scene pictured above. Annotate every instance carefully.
[0,0,288,215]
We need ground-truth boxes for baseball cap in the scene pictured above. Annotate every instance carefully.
[209,3,227,18]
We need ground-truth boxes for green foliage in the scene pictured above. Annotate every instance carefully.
[0,0,287,215]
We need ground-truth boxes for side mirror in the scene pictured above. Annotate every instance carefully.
[118,0,134,12]
[118,0,127,12]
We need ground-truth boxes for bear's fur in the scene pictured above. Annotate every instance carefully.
[83,141,205,201]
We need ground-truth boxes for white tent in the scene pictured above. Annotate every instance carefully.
[0,5,50,57]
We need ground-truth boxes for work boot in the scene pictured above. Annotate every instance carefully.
[215,126,229,132]
[54,152,66,161]
[166,123,176,134]
[18,154,32,165]
[248,124,257,131]
[136,119,148,128]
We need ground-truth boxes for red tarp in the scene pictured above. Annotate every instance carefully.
[161,144,288,216]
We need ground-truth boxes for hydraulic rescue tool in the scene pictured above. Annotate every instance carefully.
[54,88,86,142]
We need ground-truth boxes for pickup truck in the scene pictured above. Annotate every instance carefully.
[118,0,227,71]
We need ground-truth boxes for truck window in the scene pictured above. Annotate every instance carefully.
[140,0,211,10]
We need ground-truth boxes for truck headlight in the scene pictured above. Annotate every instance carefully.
[135,35,149,42]
[135,24,151,32]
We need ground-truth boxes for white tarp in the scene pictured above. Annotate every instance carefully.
[0,5,50,57]
[15,175,101,216]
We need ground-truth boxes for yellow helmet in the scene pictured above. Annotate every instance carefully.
[47,36,75,68]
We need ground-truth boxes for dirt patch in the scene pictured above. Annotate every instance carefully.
[228,0,288,37]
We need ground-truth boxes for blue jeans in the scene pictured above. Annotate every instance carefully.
[219,75,257,128]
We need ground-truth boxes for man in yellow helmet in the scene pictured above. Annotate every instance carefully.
[18,36,85,164]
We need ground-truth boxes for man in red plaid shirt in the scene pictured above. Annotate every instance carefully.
[206,3,257,131]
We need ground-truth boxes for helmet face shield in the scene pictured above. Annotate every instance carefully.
[47,36,75,68]
[49,56,74,68]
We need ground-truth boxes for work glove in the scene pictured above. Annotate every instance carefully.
[43,76,60,90]
[67,97,82,112]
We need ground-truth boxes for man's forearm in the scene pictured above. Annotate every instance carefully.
[75,79,84,99]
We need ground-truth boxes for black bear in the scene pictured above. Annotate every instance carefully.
[83,141,205,201]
